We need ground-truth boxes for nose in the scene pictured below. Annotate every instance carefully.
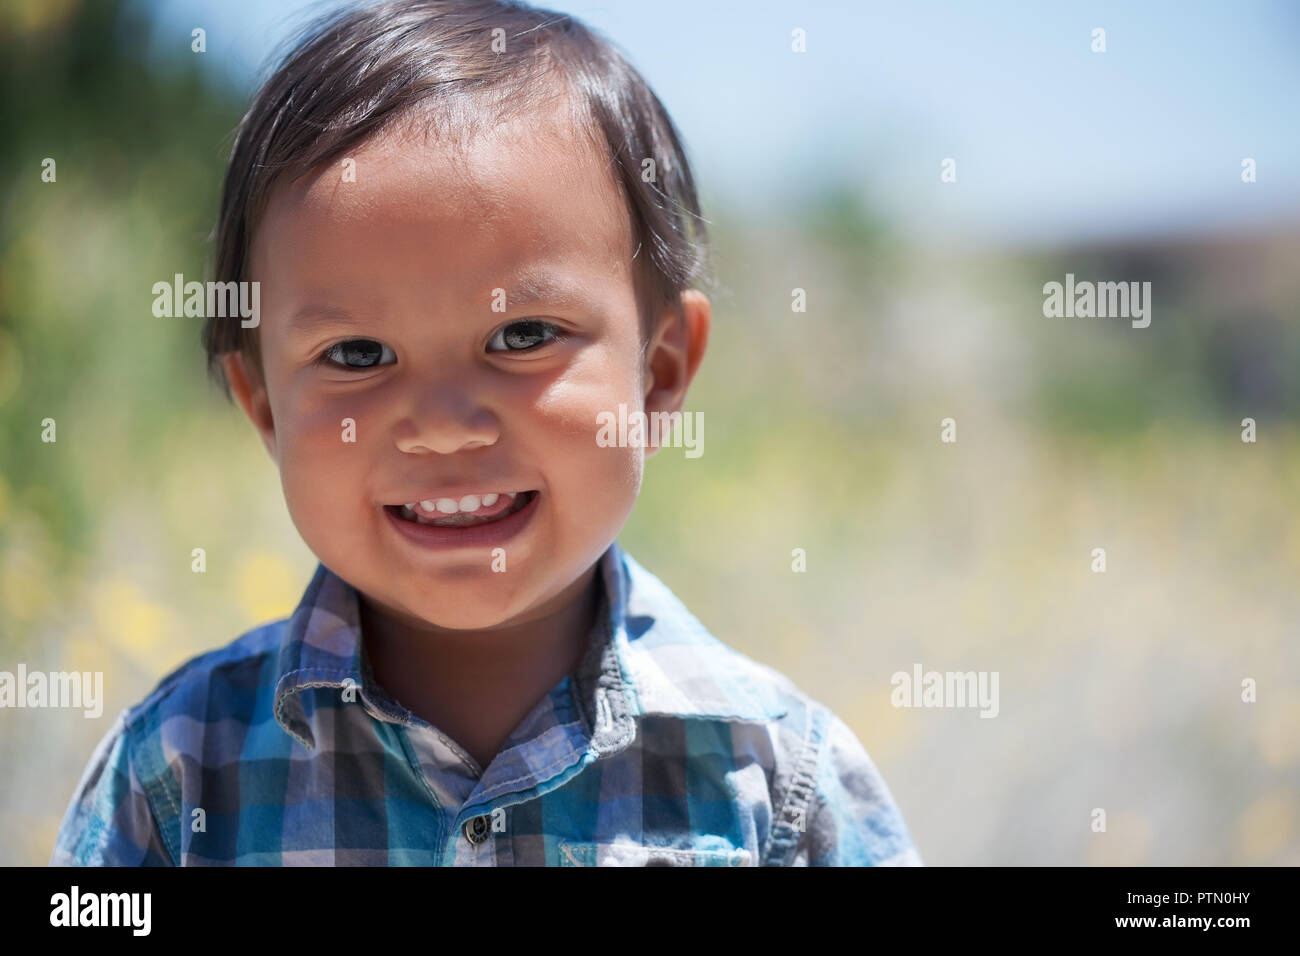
[393,380,500,455]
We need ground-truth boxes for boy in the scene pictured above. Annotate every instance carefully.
[51,0,921,866]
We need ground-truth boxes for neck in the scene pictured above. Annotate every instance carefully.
[356,564,603,764]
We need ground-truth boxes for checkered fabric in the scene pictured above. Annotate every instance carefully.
[51,541,921,866]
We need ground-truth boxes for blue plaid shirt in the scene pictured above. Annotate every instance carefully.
[51,541,921,866]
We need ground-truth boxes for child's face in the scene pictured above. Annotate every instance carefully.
[225,103,706,632]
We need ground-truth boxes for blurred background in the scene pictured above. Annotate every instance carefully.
[2,0,1298,865]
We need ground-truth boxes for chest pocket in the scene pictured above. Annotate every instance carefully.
[557,841,752,867]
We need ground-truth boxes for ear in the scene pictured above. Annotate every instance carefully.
[642,289,710,458]
[221,351,278,461]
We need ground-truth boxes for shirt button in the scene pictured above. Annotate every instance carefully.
[463,815,490,845]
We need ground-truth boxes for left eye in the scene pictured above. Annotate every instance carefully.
[319,339,396,369]
[488,321,566,352]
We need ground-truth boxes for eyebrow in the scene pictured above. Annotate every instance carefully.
[289,305,360,334]
[288,272,597,333]
[501,270,597,310]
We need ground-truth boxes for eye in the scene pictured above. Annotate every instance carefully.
[487,320,568,353]
[317,339,396,370]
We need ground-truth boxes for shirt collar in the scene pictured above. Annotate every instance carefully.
[273,540,787,752]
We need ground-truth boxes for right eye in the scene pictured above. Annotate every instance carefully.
[316,339,396,370]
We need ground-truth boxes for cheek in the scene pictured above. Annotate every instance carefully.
[274,387,373,514]
[528,357,645,510]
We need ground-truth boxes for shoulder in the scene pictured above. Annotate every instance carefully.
[617,549,921,866]
[731,668,922,866]
[114,618,288,750]
[50,619,289,866]
[121,616,290,773]
[616,549,810,723]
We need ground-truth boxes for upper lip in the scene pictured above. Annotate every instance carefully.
[382,485,536,505]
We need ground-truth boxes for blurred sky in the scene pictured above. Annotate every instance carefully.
[129,0,1300,247]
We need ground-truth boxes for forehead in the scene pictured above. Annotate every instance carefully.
[249,97,636,304]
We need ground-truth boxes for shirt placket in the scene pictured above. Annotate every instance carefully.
[400,721,497,865]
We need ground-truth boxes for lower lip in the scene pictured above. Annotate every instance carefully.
[382,492,540,550]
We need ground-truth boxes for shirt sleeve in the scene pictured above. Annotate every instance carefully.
[49,709,174,866]
[789,711,923,866]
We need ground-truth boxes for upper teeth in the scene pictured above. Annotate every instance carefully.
[402,492,520,515]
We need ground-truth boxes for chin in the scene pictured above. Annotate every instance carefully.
[404,598,521,632]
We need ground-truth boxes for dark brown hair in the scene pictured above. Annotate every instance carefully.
[203,0,711,397]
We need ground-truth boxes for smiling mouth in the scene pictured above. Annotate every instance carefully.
[385,491,537,528]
